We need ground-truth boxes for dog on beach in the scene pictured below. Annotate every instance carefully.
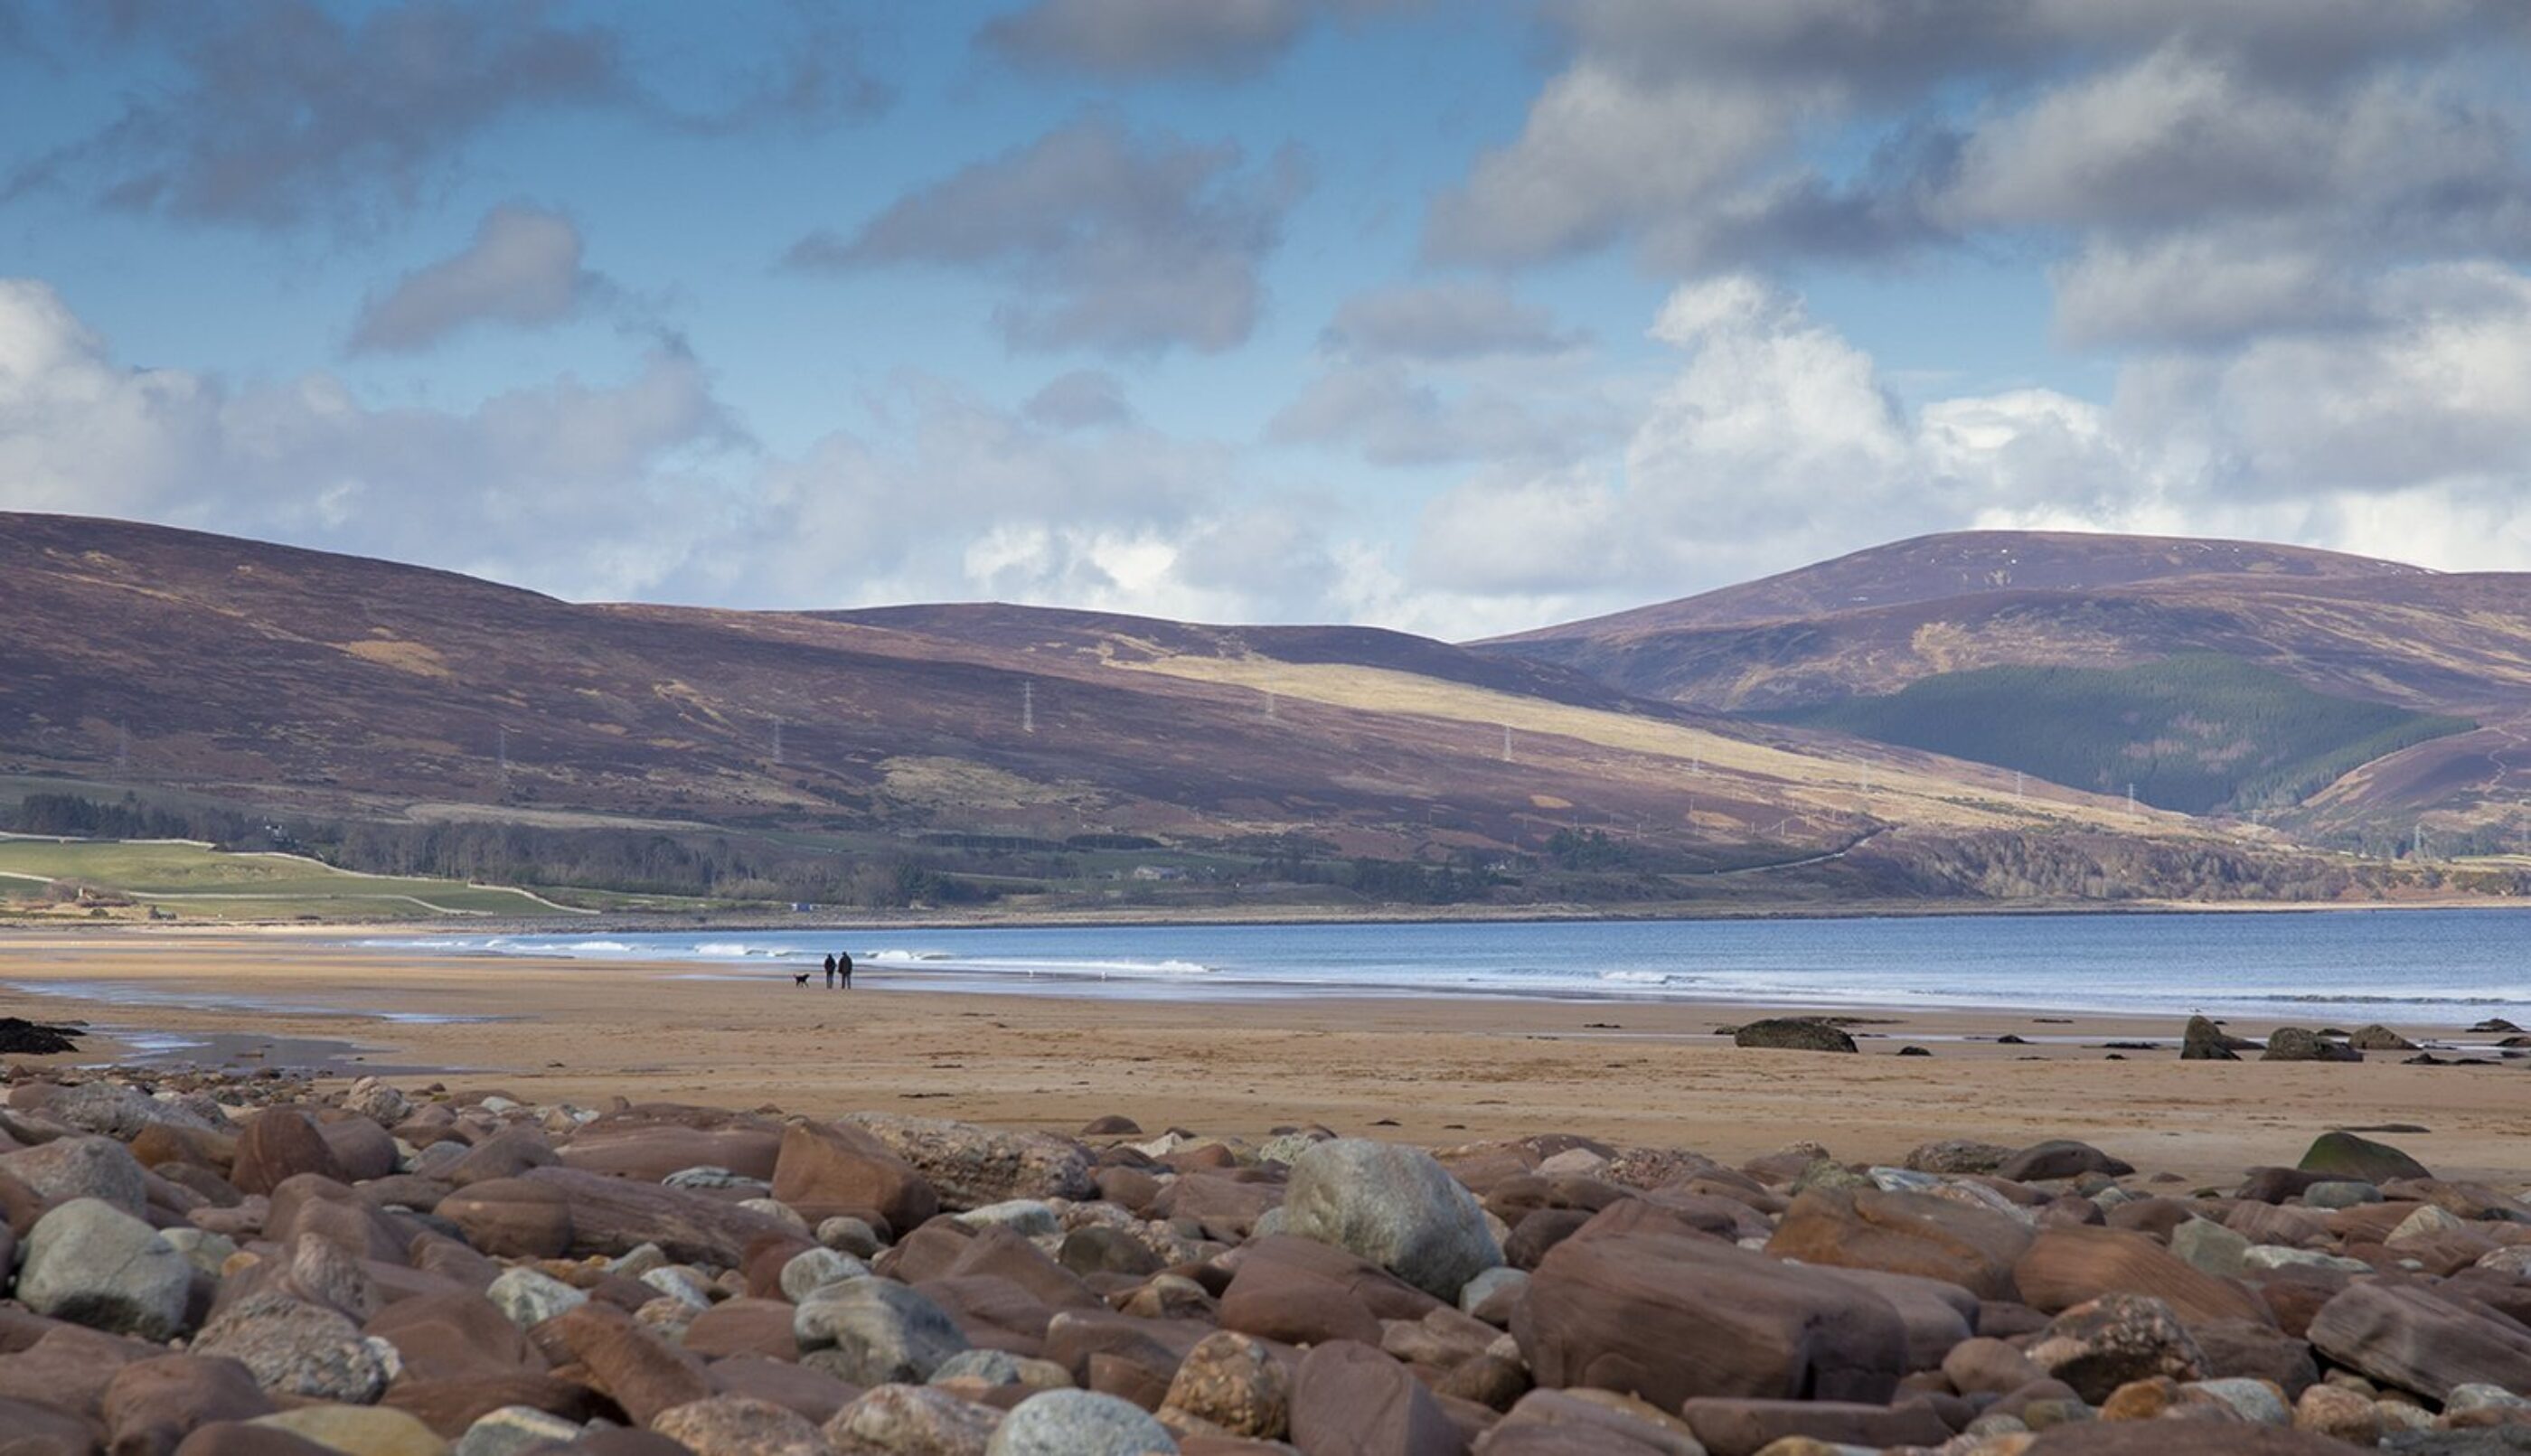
[793,972,811,986]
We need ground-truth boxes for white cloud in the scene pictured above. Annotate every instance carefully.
[350,204,607,353]
[1322,279,1584,360]
[1405,268,2531,617]
[0,276,737,599]
[1,277,1371,624]
[786,116,1306,356]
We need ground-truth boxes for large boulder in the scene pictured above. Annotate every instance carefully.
[840,1114,1094,1212]
[193,1293,398,1404]
[39,1080,222,1141]
[102,1354,277,1453]
[552,1302,713,1428]
[823,1384,1001,1456]
[516,1166,796,1264]
[2024,1292,2208,1403]
[2260,1028,2360,1063]
[559,1107,783,1183]
[1288,1340,1463,1456]
[435,1178,574,1260]
[2023,1426,2385,1453]
[772,1123,939,1233]
[1679,1396,1953,1456]
[1162,1330,1290,1441]
[2180,1017,2246,1061]
[1513,1224,1907,1410]
[1732,1019,1857,1054]
[2348,1024,2419,1051]
[17,1197,193,1340]
[795,1277,971,1386]
[1764,1186,2034,1301]
[231,1109,352,1196]
[2298,1132,2431,1185]
[650,1395,833,1456]
[2013,1225,2272,1325]
[1997,1140,2133,1183]
[1,1133,149,1215]
[986,1389,1178,1456]
[1280,1139,1503,1301]
[2306,1280,2531,1402]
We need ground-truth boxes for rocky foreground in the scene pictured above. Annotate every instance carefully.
[0,1066,2526,1456]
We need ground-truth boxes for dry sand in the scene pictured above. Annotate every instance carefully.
[1,929,2525,1188]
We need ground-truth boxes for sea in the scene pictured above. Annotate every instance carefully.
[360,908,2531,1024]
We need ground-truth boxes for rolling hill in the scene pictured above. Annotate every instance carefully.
[1482,531,2531,848]
[3,512,2278,914]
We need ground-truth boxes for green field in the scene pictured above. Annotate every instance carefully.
[0,839,596,919]
[1771,654,2475,815]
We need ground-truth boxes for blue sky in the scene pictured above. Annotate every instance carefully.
[4,1,2528,638]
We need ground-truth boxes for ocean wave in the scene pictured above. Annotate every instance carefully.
[954,956,1215,977]
[869,949,951,963]
[1599,971,1687,985]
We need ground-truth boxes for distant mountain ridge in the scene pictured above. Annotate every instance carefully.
[1491,531,2435,640]
[2,512,2172,887]
[1482,530,2531,848]
[4,512,2514,903]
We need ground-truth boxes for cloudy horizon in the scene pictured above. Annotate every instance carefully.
[3,0,2528,640]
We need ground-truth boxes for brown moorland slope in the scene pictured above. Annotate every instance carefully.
[0,513,2198,878]
[1481,531,2531,841]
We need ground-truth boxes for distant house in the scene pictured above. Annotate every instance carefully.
[1128,865,1184,882]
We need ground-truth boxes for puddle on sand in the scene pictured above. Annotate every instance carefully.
[80,1026,463,1077]
[2,979,502,1025]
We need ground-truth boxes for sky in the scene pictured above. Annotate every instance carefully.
[3,1,2529,641]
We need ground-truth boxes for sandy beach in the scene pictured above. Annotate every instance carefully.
[1,927,2525,1188]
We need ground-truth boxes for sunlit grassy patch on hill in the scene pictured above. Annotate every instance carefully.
[1769,654,2474,815]
[0,839,586,918]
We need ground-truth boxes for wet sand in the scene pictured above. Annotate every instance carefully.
[1,929,2525,1188]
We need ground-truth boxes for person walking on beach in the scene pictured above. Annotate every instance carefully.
[823,953,836,989]
[837,950,853,990]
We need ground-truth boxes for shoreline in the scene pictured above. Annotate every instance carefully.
[1,930,2526,1188]
[5,888,2528,942]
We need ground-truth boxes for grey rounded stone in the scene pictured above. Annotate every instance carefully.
[824,1384,1001,1456]
[193,1292,397,1402]
[642,1265,717,1310]
[652,1395,830,1456]
[1458,1265,1529,1321]
[2188,1376,2291,1425]
[456,1405,586,1456]
[1279,1137,1502,1300]
[986,1390,1177,1456]
[162,1226,241,1279]
[18,1197,192,1339]
[779,1246,870,1303]
[817,1216,883,1258]
[0,1135,149,1215]
[2244,1245,2372,1274]
[955,1200,1060,1238]
[48,1080,221,1139]
[2169,1217,2251,1278]
[485,1265,588,1328]
[608,1242,672,1279]
[931,1348,1027,1387]
[740,1197,811,1235]
[795,1277,970,1386]
[2301,1179,2383,1209]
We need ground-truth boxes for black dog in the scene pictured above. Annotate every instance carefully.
[792,972,811,986]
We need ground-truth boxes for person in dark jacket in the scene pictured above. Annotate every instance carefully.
[823,953,836,989]
[837,950,853,989]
